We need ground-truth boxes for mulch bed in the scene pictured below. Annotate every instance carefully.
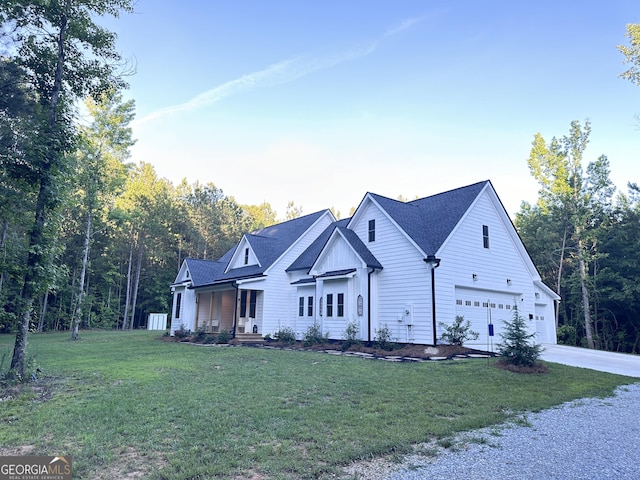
[165,336,547,373]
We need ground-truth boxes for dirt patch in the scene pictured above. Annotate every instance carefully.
[493,359,549,374]
[91,446,166,480]
[0,445,36,456]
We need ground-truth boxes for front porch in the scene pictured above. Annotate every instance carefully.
[194,288,264,337]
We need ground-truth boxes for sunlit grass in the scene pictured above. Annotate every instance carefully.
[0,330,635,479]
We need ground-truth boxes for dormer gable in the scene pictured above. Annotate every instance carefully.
[309,227,382,276]
[226,235,262,272]
[172,260,192,286]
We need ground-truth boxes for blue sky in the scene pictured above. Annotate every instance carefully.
[107,1,640,219]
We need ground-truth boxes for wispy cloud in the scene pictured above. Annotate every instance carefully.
[133,16,425,127]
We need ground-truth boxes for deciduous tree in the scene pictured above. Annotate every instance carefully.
[1,0,133,377]
[526,120,614,349]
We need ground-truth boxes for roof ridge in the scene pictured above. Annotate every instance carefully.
[407,180,489,205]
[250,209,330,234]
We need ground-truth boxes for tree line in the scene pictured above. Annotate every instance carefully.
[1,3,638,380]
[515,24,640,353]
[0,0,279,377]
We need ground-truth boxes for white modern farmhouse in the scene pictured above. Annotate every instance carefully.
[170,180,559,348]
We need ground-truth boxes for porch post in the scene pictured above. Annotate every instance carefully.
[231,283,238,338]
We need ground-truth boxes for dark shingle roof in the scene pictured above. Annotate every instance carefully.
[369,180,488,255]
[181,210,329,287]
[336,227,383,270]
[286,218,350,272]
[182,258,228,287]
[287,219,382,273]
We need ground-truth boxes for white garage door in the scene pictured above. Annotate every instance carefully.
[454,288,522,350]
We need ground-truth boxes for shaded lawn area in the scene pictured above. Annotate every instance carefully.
[0,330,636,479]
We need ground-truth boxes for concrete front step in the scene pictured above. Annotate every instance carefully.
[235,334,265,344]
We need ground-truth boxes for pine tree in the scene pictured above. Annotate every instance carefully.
[498,306,543,367]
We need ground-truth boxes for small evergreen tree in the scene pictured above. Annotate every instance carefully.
[498,305,543,367]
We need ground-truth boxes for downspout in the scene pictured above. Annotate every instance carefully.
[424,255,441,346]
[231,282,239,339]
[367,267,374,343]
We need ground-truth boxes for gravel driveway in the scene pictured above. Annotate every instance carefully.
[346,382,640,480]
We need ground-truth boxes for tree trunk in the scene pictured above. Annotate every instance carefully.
[10,0,71,376]
[122,238,134,330]
[38,292,48,332]
[129,241,143,330]
[0,218,7,295]
[578,238,595,349]
[555,226,568,329]
[71,209,91,340]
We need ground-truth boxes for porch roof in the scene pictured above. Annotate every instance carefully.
[316,268,357,278]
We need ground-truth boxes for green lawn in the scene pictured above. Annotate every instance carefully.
[0,330,636,479]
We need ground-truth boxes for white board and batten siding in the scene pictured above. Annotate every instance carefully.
[255,212,335,336]
[311,233,368,339]
[350,199,433,345]
[170,284,196,335]
[436,188,552,346]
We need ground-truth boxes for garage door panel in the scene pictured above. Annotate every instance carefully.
[454,288,521,348]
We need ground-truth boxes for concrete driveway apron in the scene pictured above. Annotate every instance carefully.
[541,344,640,378]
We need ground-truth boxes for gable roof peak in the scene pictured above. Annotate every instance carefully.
[359,180,491,256]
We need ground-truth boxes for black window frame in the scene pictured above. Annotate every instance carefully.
[307,296,313,317]
[175,292,182,319]
[298,296,305,317]
[244,247,249,265]
[483,225,490,249]
[368,219,376,242]
[240,290,248,317]
[326,293,333,317]
[249,291,257,318]
[337,293,344,317]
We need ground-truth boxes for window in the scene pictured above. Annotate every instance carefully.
[240,290,248,317]
[326,294,333,317]
[249,291,257,318]
[337,293,344,317]
[175,292,182,319]
[244,248,249,265]
[368,219,375,242]
[307,296,313,316]
[298,297,305,317]
[456,299,463,305]
[483,225,490,249]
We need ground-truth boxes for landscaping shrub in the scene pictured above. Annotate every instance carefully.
[439,315,479,346]
[216,330,231,344]
[273,326,296,345]
[341,321,361,350]
[203,334,217,344]
[303,322,329,347]
[194,327,207,342]
[374,324,398,351]
[173,325,191,339]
